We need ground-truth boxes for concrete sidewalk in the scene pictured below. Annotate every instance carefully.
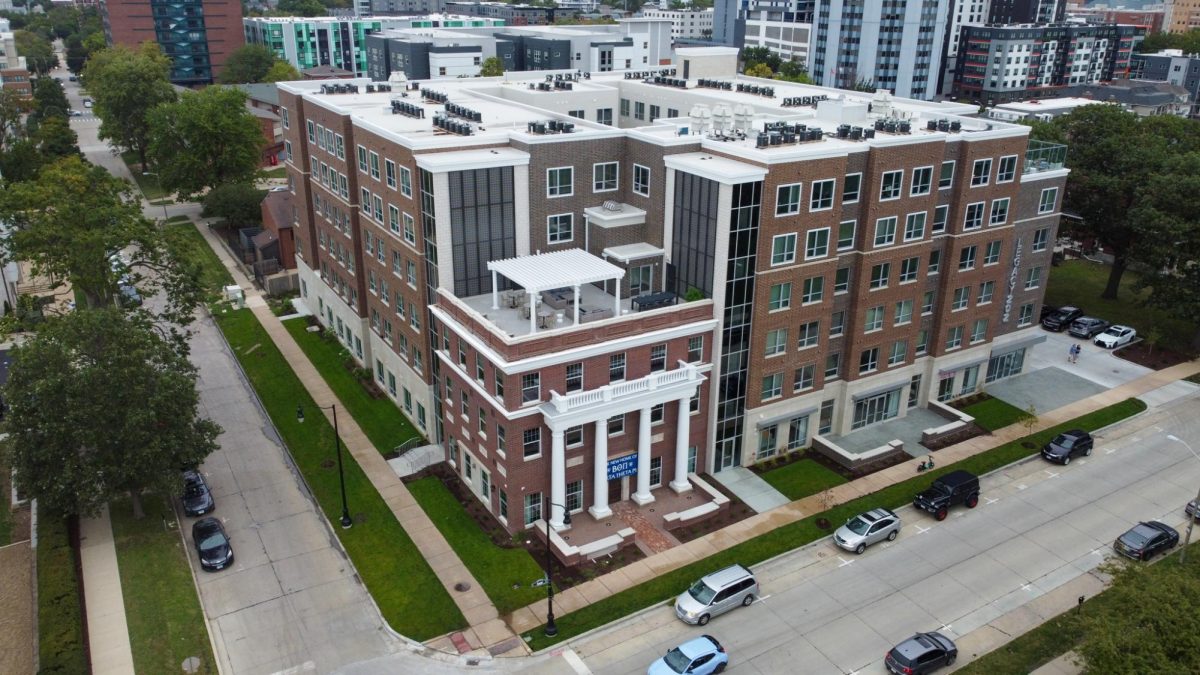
[79,506,136,675]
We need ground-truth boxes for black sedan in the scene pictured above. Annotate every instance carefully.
[181,470,215,517]
[885,632,957,674]
[1041,430,1093,465]
[192,517,234,571]
[1113,521,1179,561]
[1042,306,1084,331]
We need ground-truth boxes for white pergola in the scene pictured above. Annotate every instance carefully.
[488,249,625,333]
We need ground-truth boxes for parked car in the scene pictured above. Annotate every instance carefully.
[1040,304,1058,321]
[1068,316,1110,339]
[1095,325,1137,349]
[181,469,214,516]
[674,564,757,626]
[68,109,82,116]
[1041,429,1093,465]
[913,470,980,521]
[118,284,142,307]
[1186,499,1200,520]
[68,75,77,81]
[648,635,728,675]
[192,517,234,571]
[1113,521,1179,561]
[1042,306,1084,331]
[885,632,958,675]
[834,508,901,554]
[83,100,92,108]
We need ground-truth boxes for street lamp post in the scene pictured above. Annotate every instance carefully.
[543,497,571,637]
[1167,434,1199,564]
[297,404,353,529]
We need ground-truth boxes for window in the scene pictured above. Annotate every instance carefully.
[911,166,933,196]
[400,167,412,197]
[805,228,830,259]
[597,108,613,125]
[566,426,583,447]
[859,347,879,374]
[761,373,783,400]
[620,98,630,116]
[566,363,583,392]
[952,286,970,311]
[810,179,835,210]
[403,213,416,245]
[547,214,573,243]
[971,158,992,186]
[983,240,1001,266]
[386,159,396,188]
[334,135,344,159]
[843,173,862,203]
[521,373,540,404]
[307,120,315,143]
[608,414,625,436]
[933,205,948,234]
[939,161,955,189]
[634,101,645,120]
[357,145,367,172]
[874,217,897,247]
[793,364,815,392]
[865,305,884,332]
[801,276,823,304]
[819,400,834,434]
[834,266,850,293]
[971,318,988,343]
[830,310,845,337]
[650,403,665,425]
[929,249,941,274]
[776,183,802,216]
[765,329,788,356]
[633,164,650,196]
[610,353,626,381]
[825,353,841,379]
[688,336,703,362]
[499,489,508,520]
[946,325,964,350]
[915,330,930,355]
[1039,187,1058,214]
[360,187,371,215]
[989,198,1010,226]
[523,428,541,458]
[566,480,583,512]
[880,170,903,200]
[524,492,541,525]
[895,299,913,325]
[978,280,995,304]
[593,162,618,192]
[888,340,907,366]
[904,212,927,241]
[388,205,400,235]
[997,155,1018,182]
[547,167,573,197]
[284,140,292,162]
[768,282,791,311]
[1025,266,1042,289]
[1018,303,1034,327]
[900,256,919,283]
[959,245,977,271]
[495,371,505,398]
[837,220,856,251]
[964,202,985,230]
[772,234,797,265]
[922,290,935,315]
[369,151,380,180]
[797,320,820,348]
[650,344,666,371]
[650,456,662,487]
[869,263,890,290]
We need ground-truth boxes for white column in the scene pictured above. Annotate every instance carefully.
[491,270,499,309]
[550,427,567,530]
[632,407,655,505]
[528,291,537,334]
[589,418,612,519]
[573,284,581,325]
[613,275,622,315]
[670,396,693,493]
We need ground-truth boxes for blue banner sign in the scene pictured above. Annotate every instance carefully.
[607,453,638,480]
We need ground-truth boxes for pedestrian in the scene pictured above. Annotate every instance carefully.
[1067,343,1076,363]
[1072,343,1082,363]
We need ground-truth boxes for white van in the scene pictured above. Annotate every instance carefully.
[673,564,758,626]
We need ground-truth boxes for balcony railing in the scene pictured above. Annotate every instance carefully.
[1025,140,1067,174]
[548,362,702,414]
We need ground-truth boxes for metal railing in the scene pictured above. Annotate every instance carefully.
[1024,140,1067,174]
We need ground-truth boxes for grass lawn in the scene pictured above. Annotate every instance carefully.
[37,508,88,674]
[163,221,235,300]
[1045,260,1195,354]
[215,308,465,640]
[963,396,1030,432]
[164,215,191,224]
[523,397,1147,651]
[260,167,287,179]
[757,457,848,501]
[408,477,547,614]
[120,151,170,201]
[109,494,215,675]
[283,317,422,455]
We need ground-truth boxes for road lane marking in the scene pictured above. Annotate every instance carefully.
[838,556,855,567]
[562,648,593,675]
[986,497,999,505]
[1106,448,1116,454]
[916,525,931,535]
[1022,584,1033,592]
[269,662,316,675]
[1043,470,1059,478]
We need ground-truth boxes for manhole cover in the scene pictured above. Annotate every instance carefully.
[182,656,202,673]
[454,582,471,592]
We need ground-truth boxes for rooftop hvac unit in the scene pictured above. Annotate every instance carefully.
[711,105,732,133]
[689,105,711,135]
[732,104,754,134]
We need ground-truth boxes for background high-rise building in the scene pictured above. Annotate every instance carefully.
[987,0,1065,24]
[99,0,244,86]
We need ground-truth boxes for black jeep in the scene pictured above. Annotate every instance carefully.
[913,469,980,521]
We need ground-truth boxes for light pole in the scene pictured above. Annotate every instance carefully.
[1167,434,1200,564]
[543,497,571,637]
[298,404,353,529]
[140,171,170,222]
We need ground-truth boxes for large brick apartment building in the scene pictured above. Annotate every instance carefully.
[278,47,1067,544]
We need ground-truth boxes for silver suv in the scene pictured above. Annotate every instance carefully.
[834,508,901,554]
[674,564,758,626]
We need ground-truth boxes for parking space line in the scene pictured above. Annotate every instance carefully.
[837,556,855,567]
[561,648,593,675]
[916,525,931,535]
[1017,484,1028,490]
[985,497,999,505]
[1043,470,1059,478]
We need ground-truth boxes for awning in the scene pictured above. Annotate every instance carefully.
[603,243,664,263]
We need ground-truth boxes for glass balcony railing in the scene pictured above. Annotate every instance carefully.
[1025,140,1067,174]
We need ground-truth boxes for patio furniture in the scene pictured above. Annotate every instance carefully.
[502,290,522,308]
[520,304,532,320]
[579,306,614,323]
[542,288,575,311]
[632,291,676,312]
[537,308,554,328]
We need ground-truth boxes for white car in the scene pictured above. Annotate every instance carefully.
[1095,325,1136,349]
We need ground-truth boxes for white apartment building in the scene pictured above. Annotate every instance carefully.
[639,6,715,39]
[741,9,812,66]
[941,0,992,94]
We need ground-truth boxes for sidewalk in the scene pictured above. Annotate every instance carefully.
[79,506,136,675]
[190,220,519,656]
[504,360,1200,635]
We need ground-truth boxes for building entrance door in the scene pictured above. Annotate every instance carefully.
[609,478,623,505]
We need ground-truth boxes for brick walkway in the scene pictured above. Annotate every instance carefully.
[505,361,1200,635]
[190,220,519,655]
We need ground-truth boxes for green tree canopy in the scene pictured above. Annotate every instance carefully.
[0,87,32,154]
[82,43,177,168]
[262,60,301,82]
[741,46,780,73]
[777,60,812,84]
[745,62,773,78]
[201,182,266,227]
[4,308,220,519]
[274,0,326,16]
[29,75,69,127]
[218,44,278,84]
[479,56,505,77]
[0,139,43,184]
[34,115,78,158]
[14,30,56,75]
[147,86,265,199]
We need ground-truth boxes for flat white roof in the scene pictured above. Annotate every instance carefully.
[995,98,1109,112]
[489,248,624,293]
[604,243,664,263]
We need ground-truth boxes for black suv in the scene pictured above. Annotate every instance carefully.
[1042,306,1084,331]
[1041,430,1093,465]
[914,470,980,521]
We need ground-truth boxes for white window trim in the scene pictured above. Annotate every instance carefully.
[990,198,1010,226]
[632,164,651,196]
[1038,187,1058,214]
[964,201,985,230]
[910,165,934,196]
[776,182,802,216]
[939,160,955,189]
[810,178,836,212]
[971,158,992,187]
[547,213,574,244]
[903,211,926,242]
[873,216,897,248]
[843,172,862,204]
[880,170,904,201]
[805,227,831,260]
[592,162,619,193]
[997,154,1019,183]
[837,220,856,251]
[546,166,574,198]
[771,233,797,266]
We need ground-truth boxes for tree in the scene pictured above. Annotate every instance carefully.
[218,44,278,84]
[275,0,326,16]
[479,56,505,77]
[740,46,780,73]
[262,60,300,82]
[82,44,177,168]
[777,60,812,84]
[201,182,266,227]
[28,75,69,127]
[745,62,773,78]
[5,308,220,519]
[0,139,44,183]
[35,115,78,158]
[0,87,32,154]
[147,87,265,199]
[14,30,56,75]
[64,33,88,74]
